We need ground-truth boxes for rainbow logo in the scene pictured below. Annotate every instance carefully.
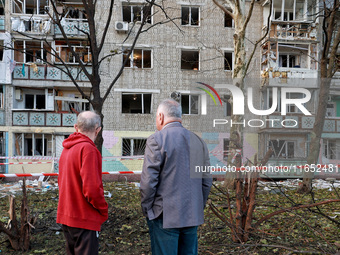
[196,82,222,115]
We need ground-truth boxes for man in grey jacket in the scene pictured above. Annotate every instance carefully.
[140,98,212,255]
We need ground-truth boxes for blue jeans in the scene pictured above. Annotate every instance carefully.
[147,217,198,255]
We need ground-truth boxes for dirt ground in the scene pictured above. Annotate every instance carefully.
[0,180,340,254]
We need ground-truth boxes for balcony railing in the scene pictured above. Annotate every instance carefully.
[12,64,91,81]
[54,18,89,37]
[0,16,5,30]
[11,14,51,34]
[259,115,340,133]
[12,111,77,127]
[270,21,317,40]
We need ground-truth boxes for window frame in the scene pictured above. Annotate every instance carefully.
[121,92,152,114]
[181,6,200,26]
[268,139,295,159]
[224,51,233,71]
[181,94,199,115]
[122,4,152,24]
[323,139,337,160]
[123,48,152,69]
[14,133,53,156]
[122,137,147,156]
[181,50,199,70]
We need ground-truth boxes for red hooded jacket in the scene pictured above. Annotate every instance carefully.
[57,132,108,231]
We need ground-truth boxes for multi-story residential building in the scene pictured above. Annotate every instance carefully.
[0,0,338,177]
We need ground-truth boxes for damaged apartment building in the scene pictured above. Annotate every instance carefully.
[259,0,340,174]
[0,0,338,175]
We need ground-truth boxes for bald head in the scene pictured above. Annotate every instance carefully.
[76,111,101,133]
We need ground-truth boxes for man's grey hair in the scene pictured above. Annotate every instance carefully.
[158,99,182,118]
[76,111,101,132]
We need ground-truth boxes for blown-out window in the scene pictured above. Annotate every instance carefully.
[122,93,152,114]
[181,6,199,26]
[181,94,199,115]
[122,4,151,23]
[14,133,53,156]
[123,49,152,68]
[181,50,199,70]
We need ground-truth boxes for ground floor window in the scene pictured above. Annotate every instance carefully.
[122,138,147,156]
[14,133,53,156]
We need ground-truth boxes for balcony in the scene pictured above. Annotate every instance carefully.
[11,14,51,34]
[259,115,340,133]
[12,64,91,81]
[12,111,76,127]
[54,18,89,37]
[262,68,318,88]
[270,21,317,41]
[0,16,4,30]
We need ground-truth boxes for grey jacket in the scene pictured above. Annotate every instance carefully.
[140,122,212,228]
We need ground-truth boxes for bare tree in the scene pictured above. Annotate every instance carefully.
[211,0,272,242]
[299,0,340,193]
[7,0,175,152]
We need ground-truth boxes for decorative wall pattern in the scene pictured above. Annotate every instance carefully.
[29,113,45,126]
[13,112,28,125]
[46,113,61,126]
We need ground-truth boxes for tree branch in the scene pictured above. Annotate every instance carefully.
[254,199,340,228]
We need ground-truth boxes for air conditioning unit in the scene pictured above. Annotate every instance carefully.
[115,21,128,32]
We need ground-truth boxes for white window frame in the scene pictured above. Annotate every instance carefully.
[122,4,152,24]
[323,139,337,160]
[13,88,54,111]
[14,40,48,63]
[181,6,200,26]
[12,0,49,14]
[54,43,91,64]
[181,49,200,70]
[123,48,152,69]
[14,133,53,156]
[224,51,233,71]
[121,92,152,114]
[181,94,199,115]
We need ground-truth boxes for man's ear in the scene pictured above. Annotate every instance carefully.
[74,124,79,132]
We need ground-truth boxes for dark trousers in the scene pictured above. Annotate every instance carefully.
[62,225,99,255]
[147,217,198,255]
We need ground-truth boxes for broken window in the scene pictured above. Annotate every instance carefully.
[0,86,3,109]
[223,95,232,116]
[123,49,152,68]
[122,138,147,156]
[273,0,317,21]
[181,94,199,115]
[14,40,51,63]
[0,0,4,15]
[122,4,151,23]
[122,93,152,114]
[224,52,233,70]
[326,102,336,117]
[181,6,199,26]
[323,139,337,160]
[55,90,91,113]
[55,41,91,64]
[223,138,230,160]
[224,11,233,27]
[269,140,295,158]
[14,133,53,156]
[0,40,3,61]
[12,0,49,14]
[181,50,199,70]
[279,54,296,68]
[13,88,53,110]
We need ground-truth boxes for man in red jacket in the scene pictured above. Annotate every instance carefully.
[57,111,108,255]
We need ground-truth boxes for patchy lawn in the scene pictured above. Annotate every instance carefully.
[0,180,340,254]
